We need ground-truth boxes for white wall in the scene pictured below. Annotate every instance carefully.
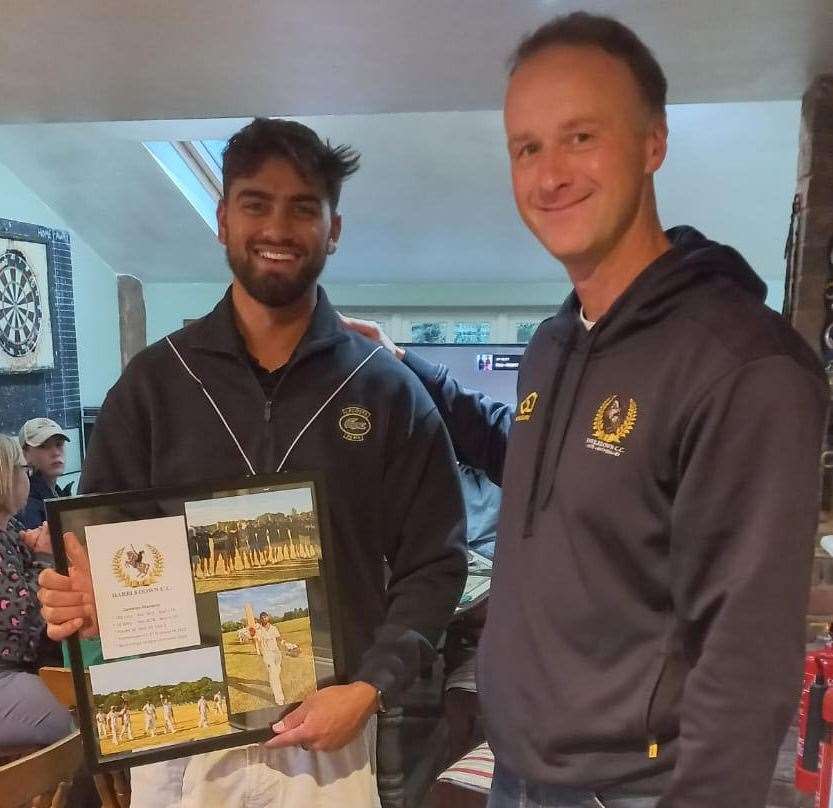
[0,159,121,406]
[142,279,576,344]
[143,100,798,335]
[143,283,227,344]
[658,101,799,312]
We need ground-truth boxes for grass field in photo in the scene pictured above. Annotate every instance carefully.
[222,617,316,714]
[194,556,319,595]
[97,701,235,756]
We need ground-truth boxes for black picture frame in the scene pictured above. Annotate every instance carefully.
[46,470,342,772]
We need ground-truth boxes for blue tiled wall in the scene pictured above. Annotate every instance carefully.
[0,218,80,436]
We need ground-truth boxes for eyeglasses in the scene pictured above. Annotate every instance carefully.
[16,464,34,478]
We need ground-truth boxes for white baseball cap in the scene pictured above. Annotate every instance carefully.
[18,417,70,448]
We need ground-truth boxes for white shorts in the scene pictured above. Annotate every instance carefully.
[129,716,380,808]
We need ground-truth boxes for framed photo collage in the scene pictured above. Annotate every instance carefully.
[47,472,340,771]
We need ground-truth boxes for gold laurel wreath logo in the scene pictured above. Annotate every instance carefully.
[592,396,638,444]
[112,545,165,588]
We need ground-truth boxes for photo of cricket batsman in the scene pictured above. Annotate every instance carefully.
[217,581,316,715]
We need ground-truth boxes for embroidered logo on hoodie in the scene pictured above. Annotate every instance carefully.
[515,392,539,422]
[339,406,372,442]
[586,394,638,457]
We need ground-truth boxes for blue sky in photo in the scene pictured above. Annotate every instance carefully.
[217,580,310,624]
[184,486,313,527]
[90,646,223,695]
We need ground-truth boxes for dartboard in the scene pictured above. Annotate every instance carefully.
[0,249,43,358]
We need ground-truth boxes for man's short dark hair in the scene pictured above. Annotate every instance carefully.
[508,12,667,115]
[222,118,360,209]
[259,611,269,619]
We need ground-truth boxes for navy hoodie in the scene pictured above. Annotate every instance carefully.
[404,227,828,806]
[80,287,467,704]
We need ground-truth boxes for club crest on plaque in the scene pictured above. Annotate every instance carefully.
[112,544,165,587]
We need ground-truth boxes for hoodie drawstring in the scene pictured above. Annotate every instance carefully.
[521,325,577,538]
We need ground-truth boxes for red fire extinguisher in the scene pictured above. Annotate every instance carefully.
[797,625,833,795]
[816,688,833,807]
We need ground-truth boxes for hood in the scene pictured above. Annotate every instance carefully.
[545,226,768,350]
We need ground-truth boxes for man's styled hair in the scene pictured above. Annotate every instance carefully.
[509,12,667,115]
[222,118,360,209]
[0,434,24,514]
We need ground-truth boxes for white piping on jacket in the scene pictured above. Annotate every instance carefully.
[166,336,383,475]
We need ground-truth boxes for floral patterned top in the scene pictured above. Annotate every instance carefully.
[0,516,51,668]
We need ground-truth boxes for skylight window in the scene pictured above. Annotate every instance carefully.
[143,139,227,234]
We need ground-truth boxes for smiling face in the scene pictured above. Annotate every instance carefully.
[504,45,667,272]
[217,157,341,309]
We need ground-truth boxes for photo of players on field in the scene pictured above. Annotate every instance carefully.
[89,646,235,757]
[217,581,317,715]
[185,486,322,595]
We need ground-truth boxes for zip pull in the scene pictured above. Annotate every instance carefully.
[264,400,273,423]
[647,739,659,759]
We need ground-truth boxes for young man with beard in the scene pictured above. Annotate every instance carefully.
[38,118,466,807]
[344,13,828,808]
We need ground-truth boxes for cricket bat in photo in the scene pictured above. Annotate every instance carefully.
[245,604,260,653]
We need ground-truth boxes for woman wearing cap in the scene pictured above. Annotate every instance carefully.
[0,434,73,746]
[17,417,71,531]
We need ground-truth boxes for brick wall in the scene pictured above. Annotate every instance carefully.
[0,218,80,436]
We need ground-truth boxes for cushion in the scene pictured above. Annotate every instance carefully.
[435,742,494,794]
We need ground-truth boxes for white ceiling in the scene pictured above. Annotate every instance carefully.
[3,0,832,122]
[0,1,828,288]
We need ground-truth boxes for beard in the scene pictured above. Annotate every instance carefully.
[226,243,326,308]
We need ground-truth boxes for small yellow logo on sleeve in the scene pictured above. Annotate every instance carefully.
[515,391,539,422]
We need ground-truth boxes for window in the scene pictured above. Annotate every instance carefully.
[516,321,540,343]
[454,322,491,344]
[411,322,448,343]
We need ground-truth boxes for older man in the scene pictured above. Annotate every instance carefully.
[344,12,828,808]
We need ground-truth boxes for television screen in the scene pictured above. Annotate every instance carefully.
[402,343,523,408]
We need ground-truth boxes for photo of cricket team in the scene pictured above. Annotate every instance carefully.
[217,581,317,715]
[89,646,236,757]
[184,486,322,595]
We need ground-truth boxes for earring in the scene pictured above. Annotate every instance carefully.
[326,241,337,255]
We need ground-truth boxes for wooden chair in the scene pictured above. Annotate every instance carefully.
[0,729,83,808]
[39,666,131,807]
[37,667,77,710]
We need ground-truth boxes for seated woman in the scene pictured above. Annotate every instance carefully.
[0,434,73,747]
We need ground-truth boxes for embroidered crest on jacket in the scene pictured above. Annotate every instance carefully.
[586,394,638,457]
[339,406,372,442]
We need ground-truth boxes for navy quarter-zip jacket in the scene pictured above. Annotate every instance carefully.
[81,286,467,703]
[404,227,828,807]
